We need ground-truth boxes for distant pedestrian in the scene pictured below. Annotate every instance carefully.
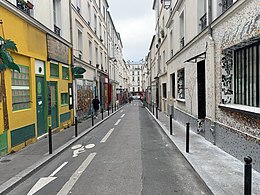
[92,96,100,118]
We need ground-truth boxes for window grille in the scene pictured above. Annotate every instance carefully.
[12,65,30,111]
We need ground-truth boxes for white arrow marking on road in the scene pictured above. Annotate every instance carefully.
[114,119,121,126]
[121,114,125,118]
[57,153,96,195]
[49,162,68,177]
[27,177,56,195]
[100,128,114,143]
[27,162,68,195]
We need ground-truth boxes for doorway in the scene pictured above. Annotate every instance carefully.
[36,76,47,136]
[197,60,206,119]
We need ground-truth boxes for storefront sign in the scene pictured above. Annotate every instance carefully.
[47,34,69,64]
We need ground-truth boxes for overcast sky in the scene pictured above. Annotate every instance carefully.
[108,0,155,62]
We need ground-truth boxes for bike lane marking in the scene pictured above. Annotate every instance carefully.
[114,119,121,126]
[100,128,115,143]
[27,162,68,195]
[57,153,96,195]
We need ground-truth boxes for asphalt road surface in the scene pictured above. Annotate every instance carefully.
[7,101,213,195]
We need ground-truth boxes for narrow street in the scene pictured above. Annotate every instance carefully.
[7,102,212,195]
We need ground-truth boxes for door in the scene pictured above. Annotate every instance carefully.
[197,60,206,119]
[48,82,58,129]
[36,76,47,136]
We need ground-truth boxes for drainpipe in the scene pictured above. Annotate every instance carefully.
[208,0,216,144]
[69,0,77,125]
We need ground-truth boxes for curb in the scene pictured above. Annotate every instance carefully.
[0,106,124,195]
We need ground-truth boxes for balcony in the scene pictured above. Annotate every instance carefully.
[16,0,33,15]
[200,13,207,31]
[54,25,61,36]
[222,0,233,12]
[180,37,184,48]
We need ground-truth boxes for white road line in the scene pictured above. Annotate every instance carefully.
[121,114,125,118]
[49,162,68,177]
[100,128,114,143]
[57,153,96,195]
[114,119,121,126]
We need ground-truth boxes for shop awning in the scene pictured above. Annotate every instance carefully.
[184,52,206,63]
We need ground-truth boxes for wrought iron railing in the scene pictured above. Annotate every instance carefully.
[16,0,31,15]
[222,0,233,12]
[200,13,207,31]
[180,37,184,48]
[54,25,61,36]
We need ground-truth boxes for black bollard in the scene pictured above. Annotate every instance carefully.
[112,105,113,113]
[170,114,173,135]
[186,123,190,153]
[48,125,52,154]
[108,105,110,116]
[115,104,116,111]
[156,107,158,119]
[153,104,155,115]
[92,112,94,126]
[244,156,252,195]
[101,108,103,120]
[75,116,78,137]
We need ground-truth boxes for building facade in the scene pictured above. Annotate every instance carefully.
[147,0,260,171]
[128,62,144,98]
[0,0,73,155]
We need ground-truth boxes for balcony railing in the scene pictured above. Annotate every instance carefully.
[200,13,207,31]
[16,0,32,15]
[222,0,233,12]
[180,37,184,48]
[54,25,61,36]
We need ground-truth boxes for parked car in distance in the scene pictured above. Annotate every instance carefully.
[132,95,140,100]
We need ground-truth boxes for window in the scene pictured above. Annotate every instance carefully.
[234,42,259,107]
[171,73,175,98]
[62,66,70,80]
[53,0,61,36]
[77,28,83,59]
[88,41,92,64]
[95,47,98,65]
[138,87,140,92]
[132,77,134,81]
[138,71,139,75]
[94,14,97,33]
[133,87,135,92]
[76,0,81,14]
[50,63,59,78]
[12,65,30,111]
[179,11,185,48]
[177,68,185,99]
[61,93,68,106]
[138,77,140,81]
[87,3,91,25]
[162,83,167,98]
[132,71,134,75]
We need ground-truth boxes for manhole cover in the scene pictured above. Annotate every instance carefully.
[0,159,11,163]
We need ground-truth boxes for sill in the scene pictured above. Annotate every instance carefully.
[61,104,69,107]
[177,99,185,103]
[219,104,260,117]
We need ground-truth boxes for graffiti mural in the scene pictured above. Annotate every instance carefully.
[221,49,233,104]
[76,80,94,120]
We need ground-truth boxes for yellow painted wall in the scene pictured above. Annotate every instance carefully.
[0,7,73,153]
[0,7,47,152]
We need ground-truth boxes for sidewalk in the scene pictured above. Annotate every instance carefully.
[147,107,260,195]
[0,107,121,195]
